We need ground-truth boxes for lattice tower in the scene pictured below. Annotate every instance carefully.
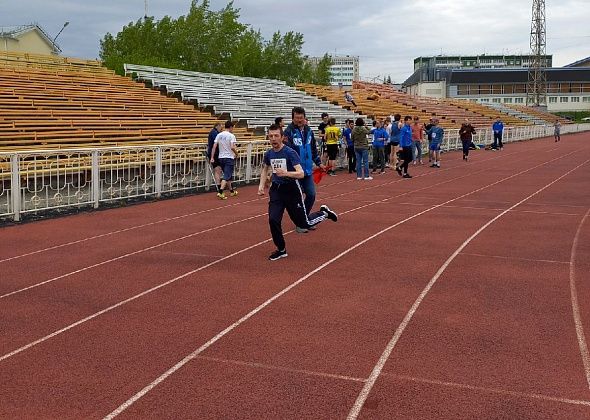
[526,0,548,106]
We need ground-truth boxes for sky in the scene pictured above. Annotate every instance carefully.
[3,0,590,82]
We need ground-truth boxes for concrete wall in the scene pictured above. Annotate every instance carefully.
[407,81,446,98]
[1,30,55,55]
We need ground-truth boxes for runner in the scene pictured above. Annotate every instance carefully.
[396,116,413,178]
[426,118,444,168]
[324,117,341,176]
[258,124,338,261]
[210,121,239,199]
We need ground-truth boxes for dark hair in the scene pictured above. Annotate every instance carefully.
[214,122,223,128]
[268,123,281,132]
[404,116,412,122]
[321,112,329,118]
[372,120,377,127]
[355,117,365,126]
[225,120,234,129]
[394,114,401,121]
[329,117,336,125]
[292,106,306,118]
[346,119,352,124]
[275,117,283,125]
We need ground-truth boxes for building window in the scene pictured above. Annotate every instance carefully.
[560,97,569,103]
[515,97,524,103]
[571,97,580,103]
[492,98,502,103]
[583,97,590,102]
[503,98,513,103]
[549,97,557,103]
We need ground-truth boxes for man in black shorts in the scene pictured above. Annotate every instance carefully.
[207,122,223,185]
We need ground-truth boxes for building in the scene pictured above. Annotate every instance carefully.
[308,54,359,87]
[414,54,553,72]
[565,56,590,68]
[0,24,61,55]
[403,67,590,112]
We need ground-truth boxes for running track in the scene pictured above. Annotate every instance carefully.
[1,133,589,419]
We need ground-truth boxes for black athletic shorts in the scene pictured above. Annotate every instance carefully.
[326,144,339,160]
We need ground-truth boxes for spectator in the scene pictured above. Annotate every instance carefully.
[275,116,285,138]
[554,119,561,142]
[396,116,413,178]
[318,112,329,163]
[459,119,476,161]
[424,117,435,163]
[371,120,388,174]
[426,118,444,168]
[492,117,504,150]
[411,116,424,165]
[324,117,341,176]
[352,118,372,180]
[343,119,356,173]
[389,114,402,168]
[344,91,357,107]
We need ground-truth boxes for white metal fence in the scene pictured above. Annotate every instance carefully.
[1,124,588,222]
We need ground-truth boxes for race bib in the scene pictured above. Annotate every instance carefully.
[432,133,437,139]
[270,158,287,173]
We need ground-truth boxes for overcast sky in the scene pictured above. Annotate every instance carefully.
[4,0,590,82]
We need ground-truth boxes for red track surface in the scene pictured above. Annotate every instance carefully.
[1,133,589,419]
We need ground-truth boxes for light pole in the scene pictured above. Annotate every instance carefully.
[52,21,69,51]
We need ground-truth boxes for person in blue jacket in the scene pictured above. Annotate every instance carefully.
[371,120,388,174]
[396,116,413,178]
[492,117,504,150]
[283,106,325,219]
[343,119,355,173]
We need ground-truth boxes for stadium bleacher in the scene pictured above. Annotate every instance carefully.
[124,64,365,130]
[0,51,262,151]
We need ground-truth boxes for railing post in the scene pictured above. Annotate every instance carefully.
[245,143,253,183]
[11,154,21,222]
[155,146,162,198]
[92,150,100,209]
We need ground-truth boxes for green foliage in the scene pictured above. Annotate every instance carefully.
[99,0,333,85]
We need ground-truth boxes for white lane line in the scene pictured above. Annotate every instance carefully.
[0,196,266,264]
[382,373,590,407]
[569,208,590,390]
[195,355,366,383]
[0,161,501,359]
[0,148,521,264]
[0,214,266,299]
[347,159,590,420]
[443,204,581,217]
[0,236,274,364]
[103,152,586,419]
[0,150,513,300]
[460,252,571,265]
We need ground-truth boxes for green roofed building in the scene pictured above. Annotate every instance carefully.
[414,54,552,72]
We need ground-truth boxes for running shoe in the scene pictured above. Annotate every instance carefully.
[403,174,413,178]
[230,190,238,197]
[364,176,373,180]
[217,192,227,200]
[269,249,288,261]
[320,205,338,222]
[395,166,402,176]
[295,226,309,234]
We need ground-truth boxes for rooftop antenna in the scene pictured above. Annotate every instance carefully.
[144,0,148,19]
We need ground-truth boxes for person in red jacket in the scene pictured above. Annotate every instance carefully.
[459,119,476,161]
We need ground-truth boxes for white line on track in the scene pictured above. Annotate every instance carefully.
[347,159,590,420]
[0,149,520,299]
[103,152,587,419]
[569,208,590,390]
[459,252,571,265]
[382,373,590,407]
[0,145,529,264]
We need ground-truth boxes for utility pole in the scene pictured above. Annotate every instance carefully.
[526,0,547,107]
[144,0,149,19]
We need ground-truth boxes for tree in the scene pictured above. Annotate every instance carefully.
[99,0,331,85]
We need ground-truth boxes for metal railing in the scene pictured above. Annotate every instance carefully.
[1,124,588,222]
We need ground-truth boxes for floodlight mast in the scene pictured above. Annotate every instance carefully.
[526,0,547,107]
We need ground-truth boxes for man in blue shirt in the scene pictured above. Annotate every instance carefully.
[395,116,413,178]
[371,120,388,174]
[426,118,444,168]
[258,124,338,261]
[343,119,355,173]
[492,117,504,150]
[283,107,324,217]
[206,122,223,185]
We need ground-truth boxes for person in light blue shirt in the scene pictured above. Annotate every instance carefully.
[492,117,504,150]
[395,116,414,178]
[426,118,444,168]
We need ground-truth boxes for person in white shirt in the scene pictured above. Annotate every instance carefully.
[210,121,239,199]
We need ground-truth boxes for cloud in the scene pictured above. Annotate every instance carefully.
[3,0,589,78]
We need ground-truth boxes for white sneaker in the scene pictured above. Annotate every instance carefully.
[357,177,362,180]
[364,176,373,180]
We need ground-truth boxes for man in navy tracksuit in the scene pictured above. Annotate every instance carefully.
[283,106,325,217]
[259,124,338,261]
[396,116,413,178]
[492,117,504,150]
